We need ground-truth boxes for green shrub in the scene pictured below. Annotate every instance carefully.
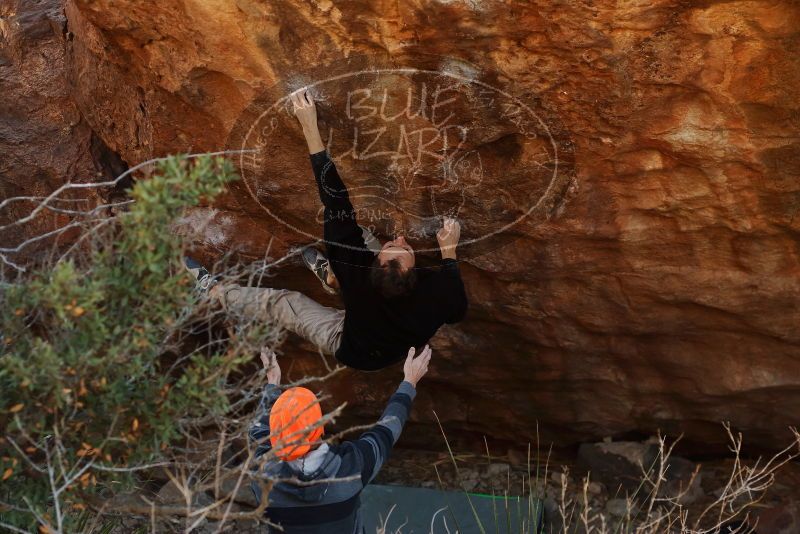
[0,156,247,532]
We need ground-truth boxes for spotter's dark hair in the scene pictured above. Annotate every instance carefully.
[370,256,417,298]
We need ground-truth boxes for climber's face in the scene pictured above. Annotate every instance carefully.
[378,235,415,271]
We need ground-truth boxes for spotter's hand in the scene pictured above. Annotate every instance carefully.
[403,345,432,388]
[260,347,282,385]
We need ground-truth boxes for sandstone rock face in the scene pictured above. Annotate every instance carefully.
[5,0,800,451]
[0,0,123,261]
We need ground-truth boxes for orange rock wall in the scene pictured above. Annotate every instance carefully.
[3,0,800,450]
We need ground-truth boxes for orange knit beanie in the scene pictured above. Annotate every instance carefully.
[269,387,324,461]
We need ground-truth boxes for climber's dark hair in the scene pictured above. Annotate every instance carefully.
[370,256,417,298]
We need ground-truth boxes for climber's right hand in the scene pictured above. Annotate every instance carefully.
[437,217,461,260]
[290,88,317,131]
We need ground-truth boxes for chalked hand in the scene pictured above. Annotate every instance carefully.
[436,217,461,259]
[291,88,318,131]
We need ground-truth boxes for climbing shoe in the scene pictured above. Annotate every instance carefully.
[301,247,339,295]
[184,256,217,292]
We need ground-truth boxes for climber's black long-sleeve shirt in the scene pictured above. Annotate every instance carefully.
[310,150,467,370]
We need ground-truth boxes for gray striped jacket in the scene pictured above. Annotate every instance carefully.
[249,381,417,533]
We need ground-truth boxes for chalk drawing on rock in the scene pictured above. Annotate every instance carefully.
[227,56,575,261]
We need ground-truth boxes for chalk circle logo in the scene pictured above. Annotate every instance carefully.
[227,58,573,262]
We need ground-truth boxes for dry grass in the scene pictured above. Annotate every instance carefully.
[391,421,800,534]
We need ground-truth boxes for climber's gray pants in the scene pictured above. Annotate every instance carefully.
[220,286,345,355]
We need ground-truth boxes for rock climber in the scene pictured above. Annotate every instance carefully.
[249,344,432,533]
[185,87,467,370]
